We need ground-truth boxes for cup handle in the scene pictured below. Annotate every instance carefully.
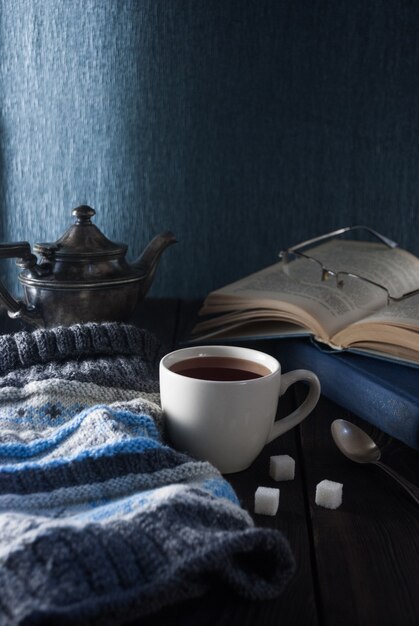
[266,369,321,443]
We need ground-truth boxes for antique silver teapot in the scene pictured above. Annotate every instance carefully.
[0,205,176,328]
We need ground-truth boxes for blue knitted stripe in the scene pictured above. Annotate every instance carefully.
[0,461,223,513]
[76,478,240,521]
[199,478,239,503]
[0,407,160,459]
[0,447,195,495]
[76,480,239,523]
[0,437,165,474]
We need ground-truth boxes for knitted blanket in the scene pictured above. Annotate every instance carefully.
[0,323,295,626]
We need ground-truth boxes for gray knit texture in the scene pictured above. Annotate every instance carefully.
[0,322,295,625]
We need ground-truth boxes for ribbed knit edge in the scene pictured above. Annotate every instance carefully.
[0,323,163,375]
[0,499,296,626]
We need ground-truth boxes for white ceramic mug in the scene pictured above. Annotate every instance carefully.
[159,345,321,474]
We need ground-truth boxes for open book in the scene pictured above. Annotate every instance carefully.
[191,240,419,366]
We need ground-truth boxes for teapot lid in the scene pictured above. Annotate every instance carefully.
[34,205,127,260]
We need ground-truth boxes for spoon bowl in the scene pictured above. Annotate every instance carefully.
[331,419,419,506]
[331,419,381,464]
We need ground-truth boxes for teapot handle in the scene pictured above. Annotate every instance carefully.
[0,242,42,325]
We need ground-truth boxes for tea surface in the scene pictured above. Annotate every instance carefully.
[170,356,271,381]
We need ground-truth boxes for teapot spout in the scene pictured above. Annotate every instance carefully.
[132,231,177,298]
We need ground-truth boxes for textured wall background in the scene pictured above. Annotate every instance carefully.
[1,0,419,299]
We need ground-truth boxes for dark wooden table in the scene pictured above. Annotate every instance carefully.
[2,299,419,626]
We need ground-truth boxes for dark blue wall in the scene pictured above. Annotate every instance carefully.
[1,0,419,298]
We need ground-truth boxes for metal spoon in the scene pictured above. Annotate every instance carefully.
[331,419,419,506]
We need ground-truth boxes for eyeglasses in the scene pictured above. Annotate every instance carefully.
[278,226,419,304]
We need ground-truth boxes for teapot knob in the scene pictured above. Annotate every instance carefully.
[72,205,96,224]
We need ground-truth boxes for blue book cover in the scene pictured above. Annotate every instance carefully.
[277,339,419,451]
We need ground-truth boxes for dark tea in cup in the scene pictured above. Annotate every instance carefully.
[169,356,271,381]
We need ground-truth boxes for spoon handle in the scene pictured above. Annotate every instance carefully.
[375,461,419,506]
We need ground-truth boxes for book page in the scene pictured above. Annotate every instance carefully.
[330,293,419,361]
[307,240,419,298]
[338,292,419,329]
[202,252,388,339]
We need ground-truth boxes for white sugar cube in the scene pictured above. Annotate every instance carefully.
[254,486,280,516]
[315,479,343,509]
[270,454,295,481]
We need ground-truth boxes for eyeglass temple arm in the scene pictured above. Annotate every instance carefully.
[285,225,398,255]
